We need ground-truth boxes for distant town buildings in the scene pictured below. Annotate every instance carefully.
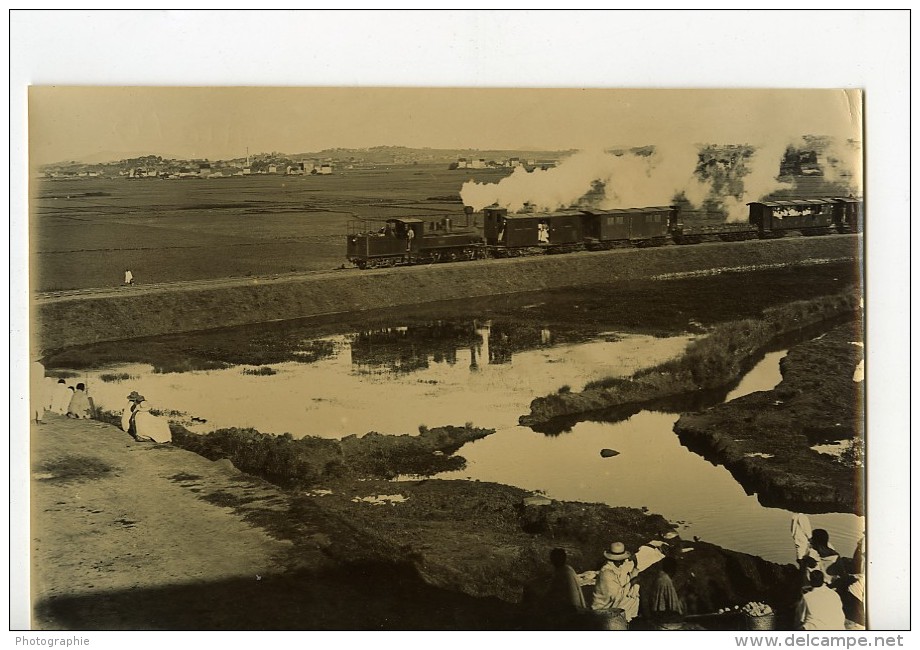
[451,155,556,171]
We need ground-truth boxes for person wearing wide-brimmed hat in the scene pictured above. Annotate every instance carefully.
[591,541,641,623]
[121,391,145,438]
[133,401,172,444]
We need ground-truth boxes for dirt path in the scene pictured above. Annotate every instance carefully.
[32,267,358,305]
[30,414,320,629]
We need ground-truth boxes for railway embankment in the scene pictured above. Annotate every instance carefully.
[33,235,860,352]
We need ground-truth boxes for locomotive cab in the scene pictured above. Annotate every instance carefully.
[389,218,424,254]
[346,217,424,268]
[483,207,509,245]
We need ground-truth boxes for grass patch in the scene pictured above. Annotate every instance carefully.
[169,472,202,482]
[149,408,186,418]
[242,366,277,376]
[99,372,134,383]
[45,369,78,379]
[169,423,494,488]
[172,427,344,489]
[38,455,116,481]
[93,409,123,428]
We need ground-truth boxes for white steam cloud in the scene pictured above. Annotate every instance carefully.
[461,137,863,221]
[722,141,794,222]
[460,147,708,214]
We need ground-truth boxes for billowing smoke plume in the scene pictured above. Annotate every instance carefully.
[722,141,794,222]
[460,147,709,213]
[820,137,863,194]
[461,137,863,222]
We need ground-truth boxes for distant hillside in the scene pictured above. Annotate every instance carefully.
[287,146,576,165]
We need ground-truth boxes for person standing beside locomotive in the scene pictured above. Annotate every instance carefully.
[405,225,415,262]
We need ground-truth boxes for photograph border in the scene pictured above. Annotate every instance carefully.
[9,8,911,637]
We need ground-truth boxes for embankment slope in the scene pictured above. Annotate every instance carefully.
[34,235,860,351]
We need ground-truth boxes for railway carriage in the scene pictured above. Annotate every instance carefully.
[483,207,584,255]
[747,199,838,237]
[832,197,863,233]
[581,206,676,248]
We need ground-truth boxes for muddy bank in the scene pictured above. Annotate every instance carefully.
[165,423,495,485]
[34,235,860,351]
[162,422,803,610]
[673,320,865,514]
[520,290,861,428]
[32,414,803,629]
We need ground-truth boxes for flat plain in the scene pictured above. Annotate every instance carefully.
[31,165,510,291]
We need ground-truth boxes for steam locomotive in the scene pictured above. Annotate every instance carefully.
[345,197,862,269]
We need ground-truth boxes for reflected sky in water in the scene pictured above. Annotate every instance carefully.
[77,325,692,438]
[62,323,862,565]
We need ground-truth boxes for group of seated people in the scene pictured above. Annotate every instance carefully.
[534,516,866,631]
[32,363,96,422]
[793,515,865,630]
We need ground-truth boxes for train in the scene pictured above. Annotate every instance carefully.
[345,197,862,269]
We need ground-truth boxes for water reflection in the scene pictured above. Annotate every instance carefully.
[350,320,560,374]
[73,329,692,441]
[724,350,787,402]
[436,414,863,566]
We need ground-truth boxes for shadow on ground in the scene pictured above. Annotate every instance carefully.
[34,561,526,631]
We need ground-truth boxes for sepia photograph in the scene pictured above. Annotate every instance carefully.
[10,9,910,641]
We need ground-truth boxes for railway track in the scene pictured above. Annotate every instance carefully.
[33,267,359,305]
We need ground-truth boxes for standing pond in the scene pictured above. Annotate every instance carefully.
[50,316,863,566]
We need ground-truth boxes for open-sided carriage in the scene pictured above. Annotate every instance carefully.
[747,199,839,237]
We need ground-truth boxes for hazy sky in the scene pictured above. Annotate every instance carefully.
[29,87,862,165]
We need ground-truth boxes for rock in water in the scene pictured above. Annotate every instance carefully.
[600,448,620,458]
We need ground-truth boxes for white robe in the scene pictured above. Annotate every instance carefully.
[796,585,846,630]
[134,410,172,443]
[51,384,73,414]
[791,513,812,561]
[44,378,58,410]
[591,559,641,621]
